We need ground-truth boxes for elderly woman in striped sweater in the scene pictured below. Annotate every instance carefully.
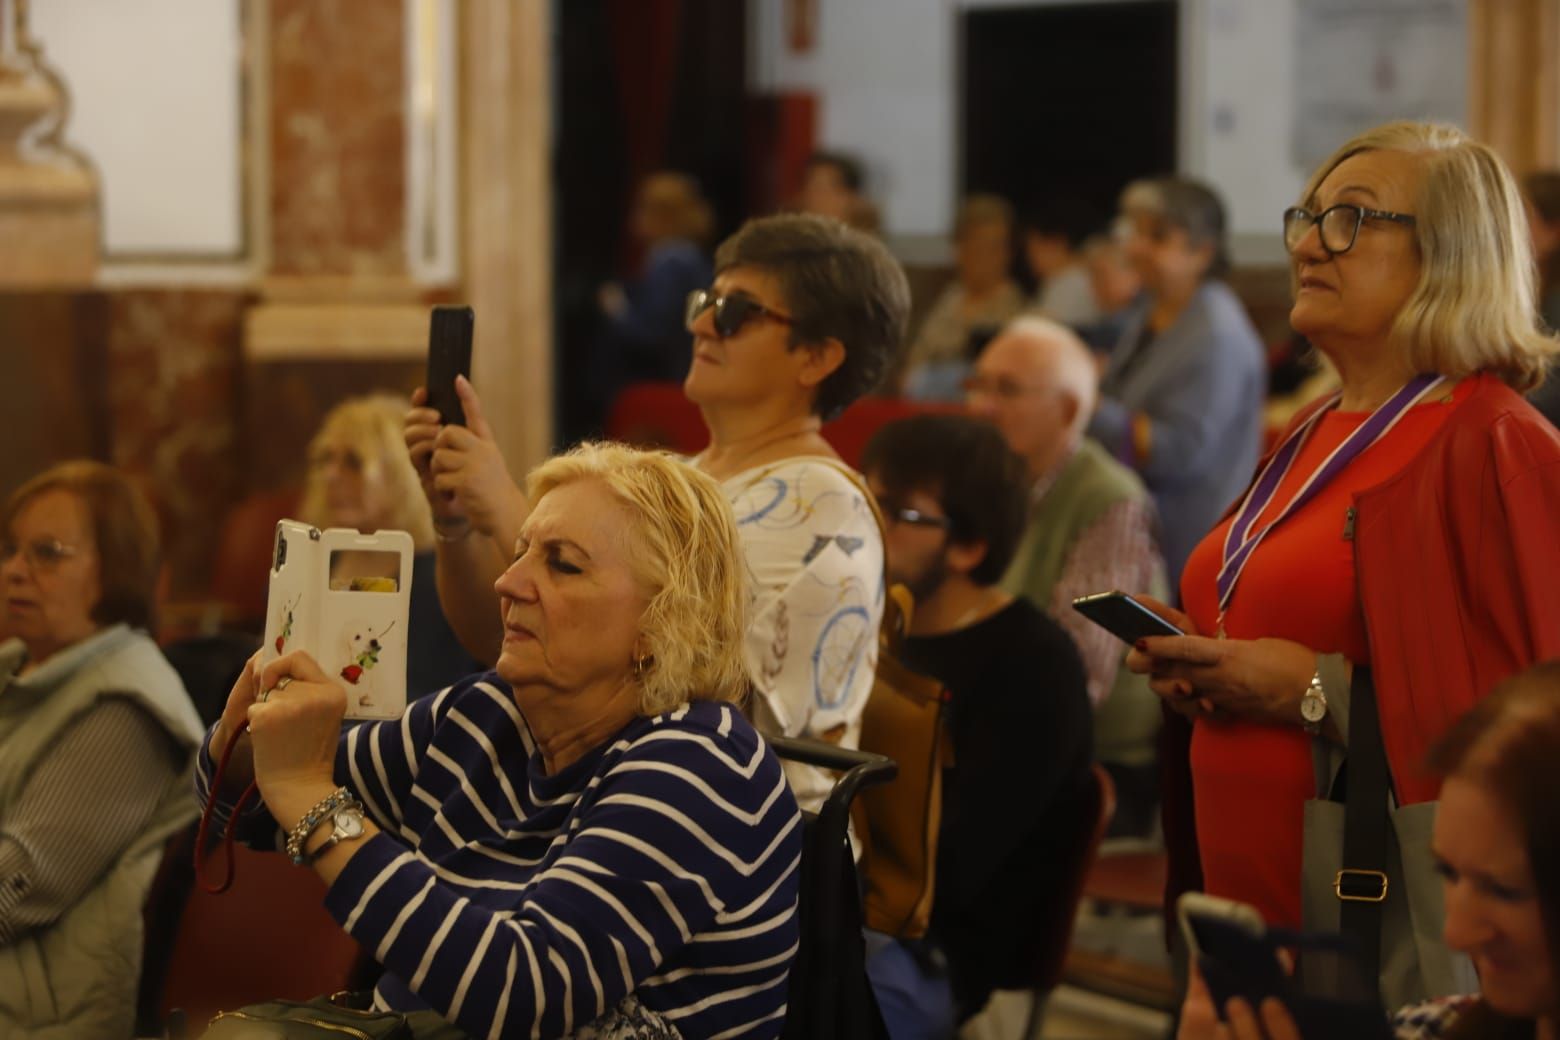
[199,443,802,1039]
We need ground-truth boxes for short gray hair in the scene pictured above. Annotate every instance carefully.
[715,213,911,420]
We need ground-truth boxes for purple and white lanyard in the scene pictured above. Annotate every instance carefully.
[1214,373,1445,634]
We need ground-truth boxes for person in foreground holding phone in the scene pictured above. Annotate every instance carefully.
[197,444,802,1039]
[1124,122,1560,1004]
[0,462,204,1038]
[408,214,909,812]
[1179,661,1560,1040]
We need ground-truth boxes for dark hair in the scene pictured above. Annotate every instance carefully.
[1524,171,1560,297]
[805,151,865,193]
[1525,171,1560,225]
[3,460,162,632]
[1428,660,1560,1020]
[1132,177,1232,280]
[1023,198,1102,251]
[860,414,1028,586]
[714,213,910,420]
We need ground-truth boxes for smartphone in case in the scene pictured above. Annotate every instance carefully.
[425,305,474,427]
[262,520,414,720]
[1176,892,1391,1036]
[1072,590,1184,643]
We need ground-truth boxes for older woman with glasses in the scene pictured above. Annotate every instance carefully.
[1127,122,1560,1005]
[0,461,203,1037]
[406,214,910,812]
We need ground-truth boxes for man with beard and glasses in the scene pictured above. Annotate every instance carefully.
[860,414,1093,1035]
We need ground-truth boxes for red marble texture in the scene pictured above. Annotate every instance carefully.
[104,291,249,598]
[268,0,407,276]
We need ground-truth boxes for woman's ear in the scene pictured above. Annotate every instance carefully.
[945,537,989,579]
[797,337,847,391]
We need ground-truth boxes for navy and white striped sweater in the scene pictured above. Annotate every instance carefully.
[197,674,802,1039]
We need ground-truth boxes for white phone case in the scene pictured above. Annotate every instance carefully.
[261,520,413,720]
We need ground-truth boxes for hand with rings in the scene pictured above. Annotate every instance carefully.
[256,676,293,704]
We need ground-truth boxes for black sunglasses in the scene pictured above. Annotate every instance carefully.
[685,289,795,338]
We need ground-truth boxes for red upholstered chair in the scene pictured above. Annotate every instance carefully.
[820,397,962,469]
[992,763,1116,1039]
[207,488,301,629]
[157,842,374,1029]
[604,382,709,455]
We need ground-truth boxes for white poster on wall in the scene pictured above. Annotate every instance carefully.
[1293,0,1467,169]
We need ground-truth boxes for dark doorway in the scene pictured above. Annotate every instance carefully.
[961,1,1177,232]
[551,0,748,447]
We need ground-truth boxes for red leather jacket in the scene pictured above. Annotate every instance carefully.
[1164,373,1560,905]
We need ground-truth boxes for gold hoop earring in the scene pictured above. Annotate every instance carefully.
[632,655,653,680]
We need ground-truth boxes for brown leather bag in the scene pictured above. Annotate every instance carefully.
[822,461,951,940]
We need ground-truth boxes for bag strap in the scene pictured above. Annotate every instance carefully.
[809,458,906,648]
[1338,665,1391,984]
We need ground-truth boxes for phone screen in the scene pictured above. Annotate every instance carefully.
[426,306,474,426]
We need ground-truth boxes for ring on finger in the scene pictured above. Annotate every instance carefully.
[257,688,271,703]
[275,676,294,692]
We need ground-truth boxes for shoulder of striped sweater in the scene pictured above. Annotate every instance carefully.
[612,702,773,775]
[417,670,525,730]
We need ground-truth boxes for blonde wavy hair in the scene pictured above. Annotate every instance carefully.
[298,395,435,549]
[1299,121,1560,390]
[525,443,750,716]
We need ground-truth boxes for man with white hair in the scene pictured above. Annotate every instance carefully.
[967,316,1166,834]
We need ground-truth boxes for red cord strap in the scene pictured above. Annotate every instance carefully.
[194,720,260,894]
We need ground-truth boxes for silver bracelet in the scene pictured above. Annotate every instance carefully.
[285,787,355,865]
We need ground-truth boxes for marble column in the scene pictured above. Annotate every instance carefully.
[462,0,554,473]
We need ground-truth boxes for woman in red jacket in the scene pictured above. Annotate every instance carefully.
[1126,121,1560,998]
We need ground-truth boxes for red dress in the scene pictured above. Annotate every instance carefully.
[1178,380,1470,927]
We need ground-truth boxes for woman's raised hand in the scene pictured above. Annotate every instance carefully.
[405,377,528,543]
[246,651,347,809]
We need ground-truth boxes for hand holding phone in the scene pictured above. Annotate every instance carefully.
[1072,590,1184,644]
[425,305,474,427]
[1176,893,1391,1037]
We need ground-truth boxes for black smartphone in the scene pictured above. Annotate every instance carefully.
[1178,894,1391,1036]
[1072,590,1183,644]
[426,305,474,427]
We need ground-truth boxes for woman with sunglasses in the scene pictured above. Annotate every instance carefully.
[406,214,910,811]
[1126,122,1560,1006]
[0,461,204,1037]
[682,213,910,809]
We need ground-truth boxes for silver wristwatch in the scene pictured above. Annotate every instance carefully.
[1300,669,1328,735]
[300,803,367,866]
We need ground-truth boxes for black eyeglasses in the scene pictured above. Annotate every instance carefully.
[878,504,953,531]
[1282,204,1416,256]
[685,289,795,339]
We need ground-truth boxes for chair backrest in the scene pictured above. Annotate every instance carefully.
[767,735,896,1040]
[158,842,373,1028]
[209,489,300,626]
[818,397,961,469]
[1026,763,1117,993]
[604,381,710,455]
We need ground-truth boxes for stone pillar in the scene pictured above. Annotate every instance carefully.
[1469,0,1560,173]
[462,0,554,474]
